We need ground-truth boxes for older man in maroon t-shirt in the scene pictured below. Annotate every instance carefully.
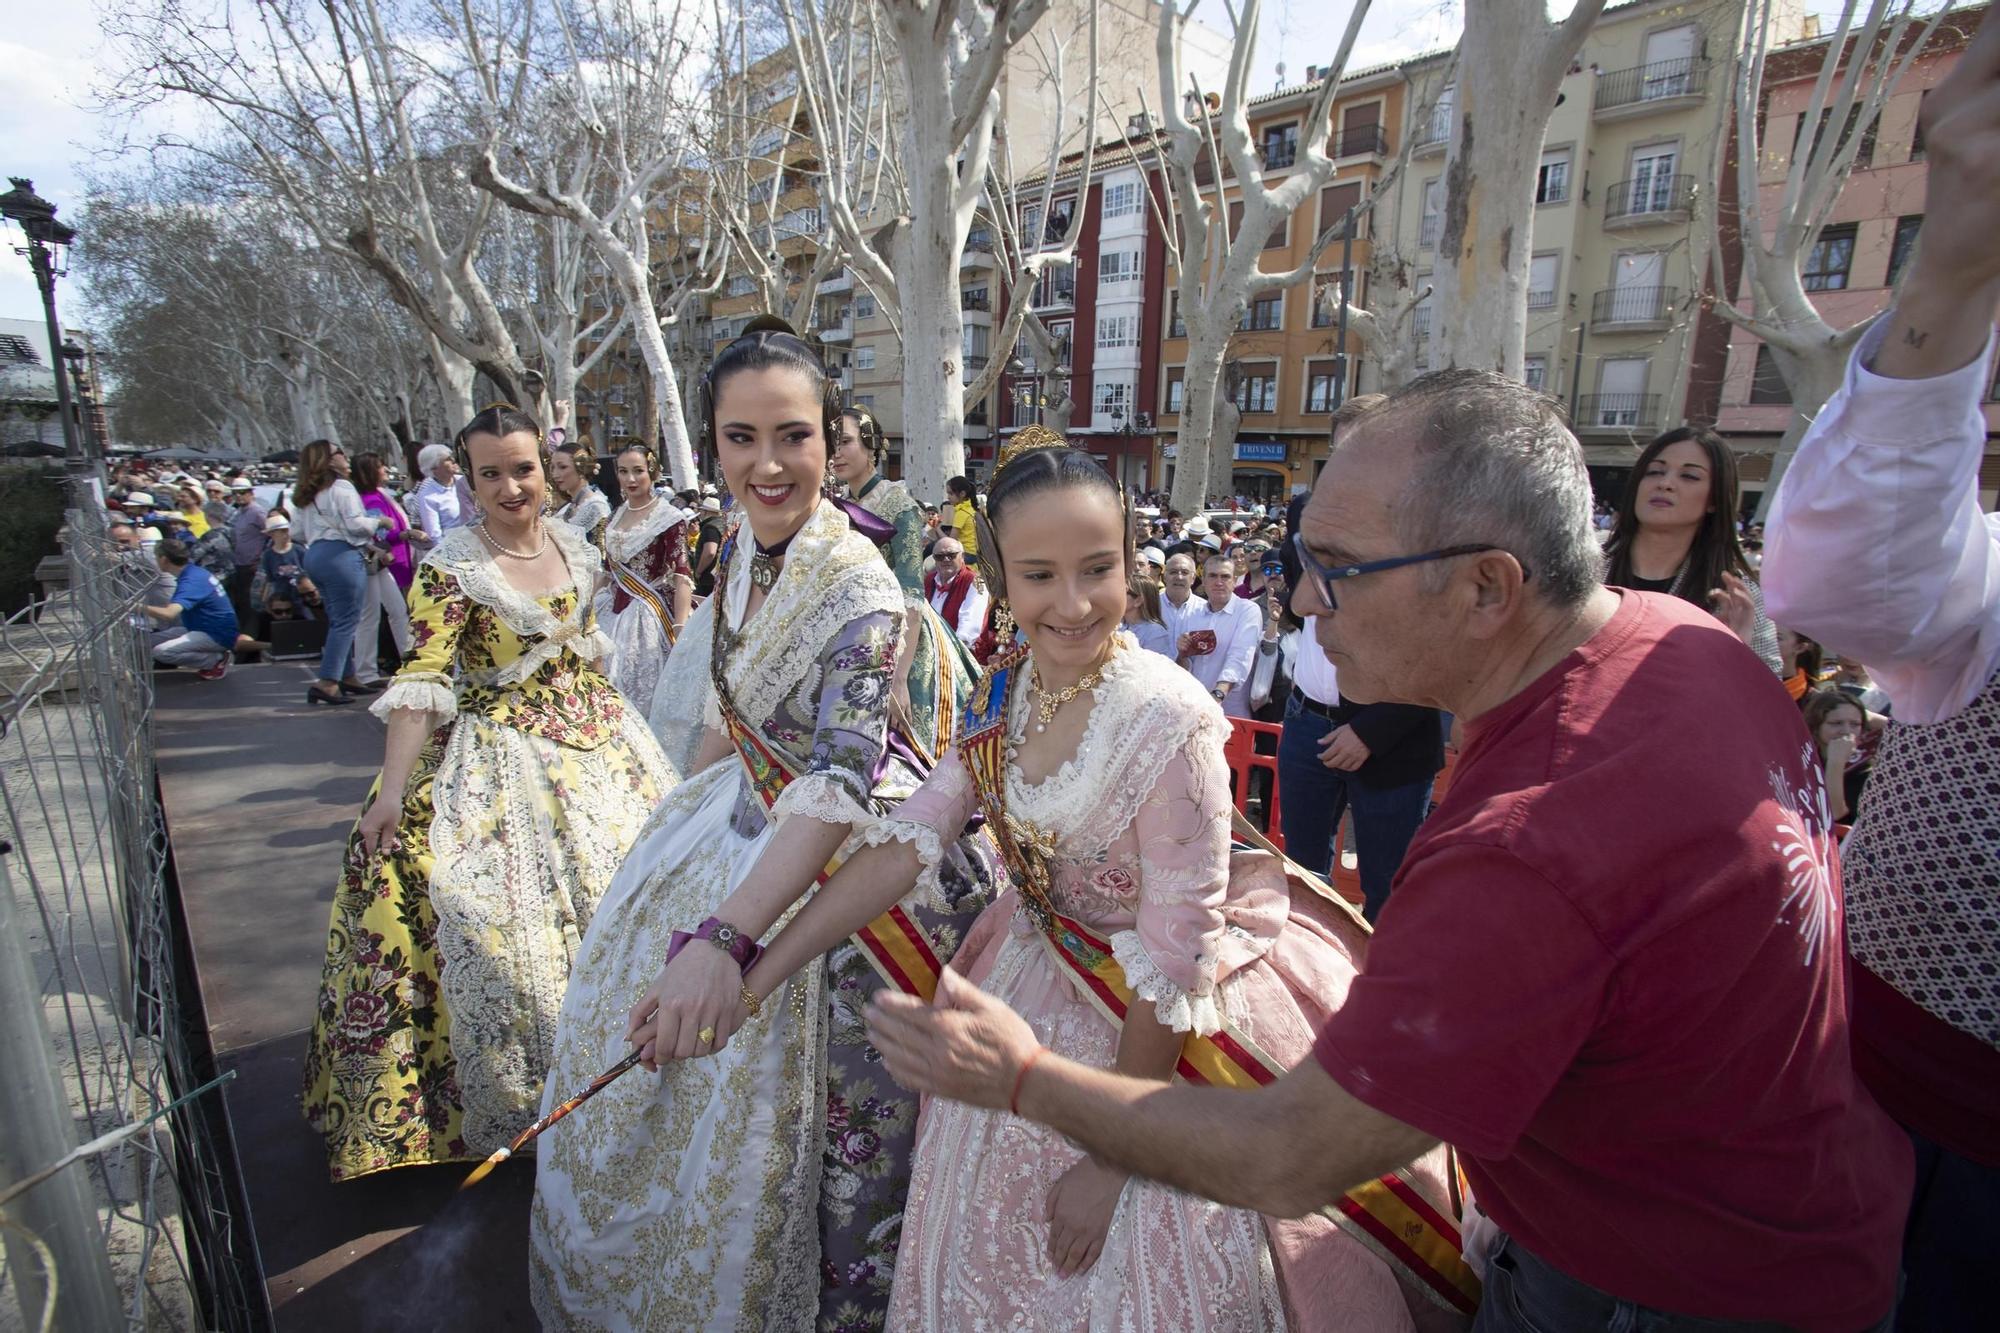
[864,368,1911,1331]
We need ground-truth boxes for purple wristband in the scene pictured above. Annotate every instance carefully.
[664,916,764,974]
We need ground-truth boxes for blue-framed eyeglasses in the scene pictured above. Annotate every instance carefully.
[1288,533,1530,611]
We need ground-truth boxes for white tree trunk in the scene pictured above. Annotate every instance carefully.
[1172,322,1235,511]
[429,334,476,430]
[1435,1,1602,375]
[895,54,969,497]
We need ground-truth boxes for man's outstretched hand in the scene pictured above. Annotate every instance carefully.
[866,966,1042,1111]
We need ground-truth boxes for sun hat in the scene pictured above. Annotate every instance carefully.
[1139,547,1166,567]
[264,513,291,529]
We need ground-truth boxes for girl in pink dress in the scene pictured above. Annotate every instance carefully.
[697,435,1470,1332]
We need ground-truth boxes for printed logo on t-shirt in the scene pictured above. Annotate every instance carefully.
[1768,743,1838,967]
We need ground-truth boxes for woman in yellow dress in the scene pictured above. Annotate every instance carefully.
[300,405,672,1181]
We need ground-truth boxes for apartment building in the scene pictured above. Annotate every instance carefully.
[1390,0,1813,499]
[1148,61,1408,502]
[1712,7,2000,508]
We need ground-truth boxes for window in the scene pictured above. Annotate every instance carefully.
[1910,91,1929,161]
[1226,198,1287,249]
[1528,254,1559,309]
[1093,377,1132,417]
[1319,181,1362,237]
[1239,293,1282,332]
[1102,181,1140,219]
[1886,215,1922,287]
[1537,149,1570,205]
[1523,356,1548,392]
[854,346,876,371]
[1021,203,1042,241]
[1595,358,1651,425]
[1043,199,1075,244]
[1311,272,1347,327]
[726,274,756,296]
[1164,366,1186,414]
[1233,366,1279,414]
[1169,293,1186,338]
[1420,178,1443,249]
[1749,344,1793,404]
[1099,249,1140,286]
[1629,146,1681,213]
[1261,122,1299,170]
[610,415,629,435]
[1305,359,1340,413]
[1794,105,1878,169]
[961,285,990,311]
[961,323,990,359]
[854,293,876,319]
[1803,223,1858,291]
[1096,314,1137,349]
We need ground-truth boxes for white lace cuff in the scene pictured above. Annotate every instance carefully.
[1110,930,1223,1036]
[770,771,873,832]
[371,672,456,722]
[851,816,952,911]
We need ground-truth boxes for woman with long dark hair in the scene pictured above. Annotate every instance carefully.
[301,405,670,1182]
[349,451,417,685]
[1602,426,1781,673]
[531,320,998,1330]
[291,439,393,705]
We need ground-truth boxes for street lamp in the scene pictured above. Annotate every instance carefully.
[60,338,97,461]
[0,177,87,477]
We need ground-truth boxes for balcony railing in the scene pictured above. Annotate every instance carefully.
[1595,57,1710,114]
[1575,393,1660,431]
[1413,107,1452,153]
[1419,215,1441,249]
[961,292,993,313]
[1591,285,1677,330]
[1413,306,1433,340]
[1603,174,1695,225]
[962,354,990,382]
[1332,125,1390,158]
[818,268,853,293]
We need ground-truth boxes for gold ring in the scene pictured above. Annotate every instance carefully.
[697,1026,716,1046]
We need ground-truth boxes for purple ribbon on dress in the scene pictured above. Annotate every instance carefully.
[831,494,895,548]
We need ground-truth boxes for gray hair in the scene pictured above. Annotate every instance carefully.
[417,443,454,474]
[1366,369,1603,608]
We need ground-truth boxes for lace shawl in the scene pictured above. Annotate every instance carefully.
[393,522,609,695]
[602,498,690,564]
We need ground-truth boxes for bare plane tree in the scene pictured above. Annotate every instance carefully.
[1705,0,1948,519]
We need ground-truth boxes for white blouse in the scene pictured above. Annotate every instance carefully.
[290,479,381,548]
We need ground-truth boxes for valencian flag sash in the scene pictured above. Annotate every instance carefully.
[957,644,1482,1317]
[706,536,953,1001]
[603,538,677,648]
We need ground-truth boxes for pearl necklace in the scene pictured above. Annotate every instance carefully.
[477,519,548,560]
[624,494,658,516]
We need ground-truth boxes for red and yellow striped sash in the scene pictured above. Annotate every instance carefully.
[956,647,1480,1316]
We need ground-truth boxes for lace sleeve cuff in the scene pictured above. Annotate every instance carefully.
[851,817,953,911]
[1110,930,1224,1036]
[370,672,456,722]
[770,771,873,833]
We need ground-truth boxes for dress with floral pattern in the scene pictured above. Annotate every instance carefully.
[301,522,670,1182]
[531,498,999,1332]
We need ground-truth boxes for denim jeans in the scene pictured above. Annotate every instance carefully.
[1475,1234,1895,1333]
[303,539,366,683]
[1276,692,1433,922]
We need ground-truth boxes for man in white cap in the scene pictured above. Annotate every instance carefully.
[224,476,267,626]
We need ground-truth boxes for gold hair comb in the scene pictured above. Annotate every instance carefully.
[994,423,1067,475]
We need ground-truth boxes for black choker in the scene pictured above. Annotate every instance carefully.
[750,532,794,592]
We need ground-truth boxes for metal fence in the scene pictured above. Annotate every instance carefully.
[0,489,265,1331]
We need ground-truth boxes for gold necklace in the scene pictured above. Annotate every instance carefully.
[1028,646,1116,734]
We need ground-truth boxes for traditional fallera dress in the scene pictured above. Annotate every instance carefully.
[553,484,611,545]
[595,498,690,720]
[301,522,671,1181]
[856,639,1477,1332]
[851,470,974,745]
[530,497,999,1330]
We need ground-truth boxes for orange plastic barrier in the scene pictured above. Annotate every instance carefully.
[1222,718,1285,849]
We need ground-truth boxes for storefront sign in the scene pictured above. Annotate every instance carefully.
[1234,441,1287,462]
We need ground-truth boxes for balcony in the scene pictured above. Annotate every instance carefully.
[961,291,993,314]
[1332,125,1390,160]
[960,233,996,268]
[1603,174,1695,229]
[820,314,854,342]
[1594,57,1710,119]
[1591,285,1677,333]
[962,354,990,382]
[819,268,853,293]
[1574,393,1660,433]
[1033,277,1075,312]
[1412,108,1452,156]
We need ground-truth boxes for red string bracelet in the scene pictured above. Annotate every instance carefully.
[1009,1046,1050,1116]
